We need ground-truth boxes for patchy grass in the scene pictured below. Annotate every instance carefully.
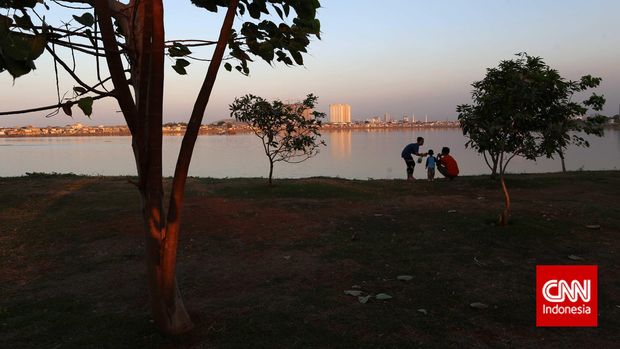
[1,171,619,348]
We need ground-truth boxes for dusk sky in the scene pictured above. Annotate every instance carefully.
[1,0,619,127]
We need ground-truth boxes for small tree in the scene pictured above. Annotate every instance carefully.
[230,94,325,185]
[458,53,605,226]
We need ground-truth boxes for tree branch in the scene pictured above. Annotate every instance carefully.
[48,38,110,57]
[21,17,109,96]
[165,39,217,47]
[43,44,108,95]
[482,151,492,171]
[52,0,93,10]
[93,0,138,133]
[502,152,520,173]
[167,0,240,236]
[9,24,105,43]
[0,93,113,116]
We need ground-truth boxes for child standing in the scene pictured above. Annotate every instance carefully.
[425,149,436,181]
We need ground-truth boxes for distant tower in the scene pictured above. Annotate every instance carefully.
[425,114,428,123]
[412,113,415,123]
[329,104,351,123]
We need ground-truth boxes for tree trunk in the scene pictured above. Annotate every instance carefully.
[142,194,194,334]
[483,152,499,179]
[268,159,274,185]
[97,0,238,335]
[133,0,194,334]
[498,174,510,226]
[160,0,239,333]
[558,150,567,173]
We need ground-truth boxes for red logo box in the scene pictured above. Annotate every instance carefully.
[536,265,598,327]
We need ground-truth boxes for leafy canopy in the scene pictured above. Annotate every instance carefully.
[458,53,605,173]
[230,93,325,166]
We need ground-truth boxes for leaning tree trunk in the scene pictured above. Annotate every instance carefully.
[498,174,510,226]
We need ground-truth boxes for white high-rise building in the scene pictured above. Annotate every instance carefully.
[329,104,352,123]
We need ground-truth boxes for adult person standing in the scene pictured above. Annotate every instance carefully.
[436,146,459,179]
[401,137,427,180]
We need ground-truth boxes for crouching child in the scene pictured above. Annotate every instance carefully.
[436,147,459,179]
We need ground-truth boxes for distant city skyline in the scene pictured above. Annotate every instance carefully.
[1,0,619,127]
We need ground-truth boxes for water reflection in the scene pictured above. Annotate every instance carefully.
[328,130,351,159]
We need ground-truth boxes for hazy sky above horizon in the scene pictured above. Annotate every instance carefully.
[1,0,619,127]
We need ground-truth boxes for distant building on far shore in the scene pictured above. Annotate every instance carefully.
[329,104,351,123]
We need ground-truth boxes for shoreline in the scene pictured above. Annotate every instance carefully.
[1,123,617,139]
[0,121,620,138]
[0,123,462,138]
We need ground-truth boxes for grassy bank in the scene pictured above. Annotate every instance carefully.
[1,172,619,348]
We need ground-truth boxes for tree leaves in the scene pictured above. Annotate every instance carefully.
[73,86,87,95]
[190,0,229,13]
[192,0,322,75]
[0,17,47,78]
[0,0,39,9]
[168,42,193,74]
[77,97,94,117]
[72,12,95,27]
[13,14,33,29]
[168,43,192,57]
[289,50,303,65]
[172,58,191,75]
[62,103,73,117]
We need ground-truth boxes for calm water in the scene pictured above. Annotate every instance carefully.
[1,128,619,179]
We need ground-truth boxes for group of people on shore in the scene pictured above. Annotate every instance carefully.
[401,137,459,181]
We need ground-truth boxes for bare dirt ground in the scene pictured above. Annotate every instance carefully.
[1,172,619,348]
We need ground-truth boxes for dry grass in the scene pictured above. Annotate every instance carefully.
[1,172,619,348]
